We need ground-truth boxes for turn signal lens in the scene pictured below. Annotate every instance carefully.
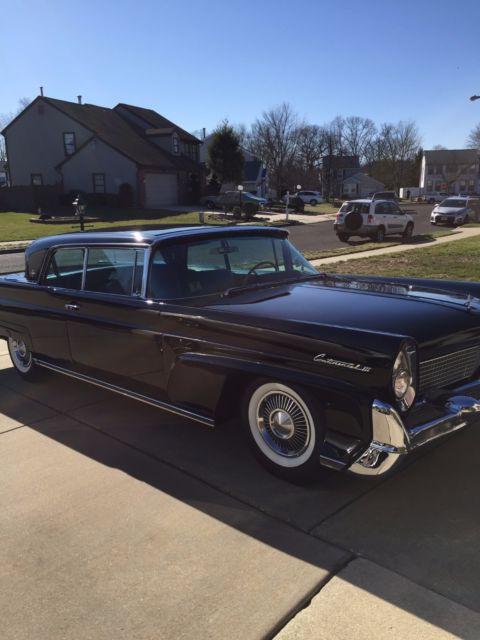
[392,344,417,411]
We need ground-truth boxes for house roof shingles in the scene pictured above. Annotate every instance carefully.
[116,103,200,144]
[44,97,181,170]
[423,149,479,164]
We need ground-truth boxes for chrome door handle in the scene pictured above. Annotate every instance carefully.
[65,303,80,311]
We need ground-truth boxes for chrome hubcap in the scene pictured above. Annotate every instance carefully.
[256,391,311,458]
[270,410,295,439]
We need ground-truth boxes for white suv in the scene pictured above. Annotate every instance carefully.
[334,199,415,242]
[283,190,323,205]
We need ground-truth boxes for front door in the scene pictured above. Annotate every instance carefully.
[65,246,170,398]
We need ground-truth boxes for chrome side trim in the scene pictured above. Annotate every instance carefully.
[33,359,214,428]
[350,385,480,476]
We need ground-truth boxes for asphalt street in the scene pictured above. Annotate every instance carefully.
[0,203,435,274]
[287,202,434,251]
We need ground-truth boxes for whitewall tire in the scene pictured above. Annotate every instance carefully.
[244,381,323,481]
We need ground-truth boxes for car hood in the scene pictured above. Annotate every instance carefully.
[435,206,465,214]
[209,276,480,353]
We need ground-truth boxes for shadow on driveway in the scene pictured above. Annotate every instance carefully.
[1,362,479,638]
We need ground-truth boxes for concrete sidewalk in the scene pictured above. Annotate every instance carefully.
[1,338,480,639]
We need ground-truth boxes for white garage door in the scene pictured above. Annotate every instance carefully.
[145,173,178,208]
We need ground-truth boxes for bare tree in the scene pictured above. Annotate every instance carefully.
[0,97,31,162]
[249,103,301,195]
[466,124,480,149]
[342,116,377,162]
[374,121,421,190]
[296,125,327,172]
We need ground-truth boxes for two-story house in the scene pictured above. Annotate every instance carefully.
[321,155,360,197]
[1,95,202,207]
[420,149,480,194]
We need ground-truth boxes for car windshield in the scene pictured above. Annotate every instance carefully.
[440,199,466,208]
[148,234,318,299]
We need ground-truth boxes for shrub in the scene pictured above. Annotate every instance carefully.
[242,201,258,219]
[292,196,304,213]
[232,206,242,219]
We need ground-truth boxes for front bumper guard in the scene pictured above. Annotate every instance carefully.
[350,381,480,476]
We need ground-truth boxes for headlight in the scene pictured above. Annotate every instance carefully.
[392,342,417,411]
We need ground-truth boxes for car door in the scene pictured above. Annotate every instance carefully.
[387,202,405,233]
[30,246,86,366]
[64,245,171,399]
[374,201,389,232]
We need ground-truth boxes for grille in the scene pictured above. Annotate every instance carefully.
[419,345,480,393]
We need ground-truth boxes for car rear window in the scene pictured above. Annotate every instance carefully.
[340,202,370,214]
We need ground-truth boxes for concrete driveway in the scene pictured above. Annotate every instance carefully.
[1,339,480,639]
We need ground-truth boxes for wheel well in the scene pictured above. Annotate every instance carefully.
[215,372,252,425]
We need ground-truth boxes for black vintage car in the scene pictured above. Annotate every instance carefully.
[1,226,480,482]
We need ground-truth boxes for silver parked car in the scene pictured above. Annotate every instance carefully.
[430,197,477,226]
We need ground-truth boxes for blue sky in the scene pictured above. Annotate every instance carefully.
[1,0,480,149]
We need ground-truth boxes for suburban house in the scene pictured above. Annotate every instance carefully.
[0,160,7,187]
[420,149,480,194]
[321,155,360,197]
[342,173,385,198]
[1,95,202,208]
[200,134,268,197]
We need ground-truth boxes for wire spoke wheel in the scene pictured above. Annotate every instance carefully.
[247,382,317,469]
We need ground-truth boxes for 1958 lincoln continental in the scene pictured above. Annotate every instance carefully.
[1,226,480,482]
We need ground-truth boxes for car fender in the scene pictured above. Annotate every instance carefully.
[167,352,376,439]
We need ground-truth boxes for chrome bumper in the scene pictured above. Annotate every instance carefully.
[350,380,480,476]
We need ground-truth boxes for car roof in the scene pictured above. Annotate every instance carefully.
[25,225,289,254]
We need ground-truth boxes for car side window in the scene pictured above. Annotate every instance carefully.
[388,203,402,214]
[45,248,85,289]
[375,202,388,214]
[84,247,144,296]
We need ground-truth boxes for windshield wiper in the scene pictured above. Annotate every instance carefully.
[221,272,326,298]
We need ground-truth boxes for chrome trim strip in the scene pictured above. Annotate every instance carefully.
[33,359,214,428]
[141,246,152,298]
[81,248,88,290]
[349,385,480,476]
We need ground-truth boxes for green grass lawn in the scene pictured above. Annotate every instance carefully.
[301,202,338,215]
[0,209,219,242]
[322,235,480,280]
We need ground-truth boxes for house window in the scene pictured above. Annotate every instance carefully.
[92,173,105,193]
[31,174,43,186]
[63,132,76,156]
[172,134,180,154]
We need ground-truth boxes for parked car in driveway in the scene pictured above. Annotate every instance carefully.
[334,199,415,242]
[371,191,398,202]
[1,227,480,483]
[421,191,450,204]
[282,191,323,205]
[200,191,267,211]
[430,197,477,226]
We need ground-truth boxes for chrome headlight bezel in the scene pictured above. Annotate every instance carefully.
[392,341,417,412]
